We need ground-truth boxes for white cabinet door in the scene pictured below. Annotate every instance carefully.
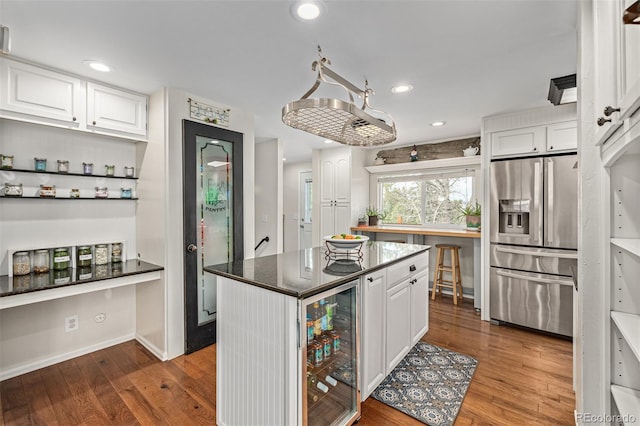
[320,203,335,238]
[491,125,546,158]
[334,156,351,203]
[410,270,429,345]
[87,82,147,136]
[361,269,386,400]
[386,281,411,373]
[546,121,577,153]
[335,203,351,234]
[617,0,640,122]
[320,158,335,204]
[0,58,83,126]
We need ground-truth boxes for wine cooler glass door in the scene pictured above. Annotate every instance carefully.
[302,280,360,426]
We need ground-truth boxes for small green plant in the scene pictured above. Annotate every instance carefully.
[366,206,381,217]
[456,201,481,218]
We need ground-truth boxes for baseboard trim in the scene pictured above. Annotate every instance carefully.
[0,332,135,381]
[135,333,168,361]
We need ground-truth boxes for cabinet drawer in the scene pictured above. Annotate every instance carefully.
[386,253,428,290]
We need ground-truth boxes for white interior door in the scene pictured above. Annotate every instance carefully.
[299,171,313,250]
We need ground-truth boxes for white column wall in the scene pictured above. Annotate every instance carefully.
[283,162,312,253]
[254,139,283,257]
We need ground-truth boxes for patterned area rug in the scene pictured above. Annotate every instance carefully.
[372,342,478,426]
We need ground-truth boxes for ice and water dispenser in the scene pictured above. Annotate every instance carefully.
[498,199,530,235]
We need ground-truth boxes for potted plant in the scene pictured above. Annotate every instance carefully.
[366,206,381,226]
[457,201,481,230]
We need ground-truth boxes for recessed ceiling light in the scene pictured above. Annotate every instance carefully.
[430,121,446,127]
[291,1,324,21]
[83,60,110,72]
[207,161,230,167]
[324,139,334,144]
[391,84,413,94]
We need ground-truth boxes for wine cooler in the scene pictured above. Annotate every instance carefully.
[301,280,360,426]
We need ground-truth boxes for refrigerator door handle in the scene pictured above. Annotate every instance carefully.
[533,160,543,245]
[495,245,579,259]
[547,158,554,246]
[496,269,574,286]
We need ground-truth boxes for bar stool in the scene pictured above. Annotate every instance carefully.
[432,244,463,305]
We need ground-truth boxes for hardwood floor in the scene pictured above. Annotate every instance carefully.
[1,296,574,425]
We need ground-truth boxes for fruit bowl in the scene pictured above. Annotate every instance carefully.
[323,234,369,250]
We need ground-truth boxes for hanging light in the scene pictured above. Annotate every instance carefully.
[282,47,397,146]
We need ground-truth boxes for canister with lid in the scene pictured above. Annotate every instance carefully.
[95,187,108,198]
[57,160,69,173]
[124,166,135,178]
[111,242,123,263]
[13,251,31,276]
[77,246,92,267]
[83,162,93,175]
[33,249,50,274]
[95,244,108,265]
[120,188,132,199]
[4,183,23,197]
[53,247,70,270]
[70,188,80,198]
[34,157,47,172]
[1,154,14,170]
[105,165,115,176]
[39,185,56,198]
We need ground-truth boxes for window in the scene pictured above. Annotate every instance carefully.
[378,168,476,227]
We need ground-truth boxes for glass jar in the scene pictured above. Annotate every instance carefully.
[1,154,14,170]
[39,185,56,198]
[53,247,70,270]
[105,164,115,176]
[111,262,123,274]
[83,162,93,175]
[77,246,92,267]
[120,187,132,199]
[95,187,109,198]
[13,274,32,291]
[34,157,47,172]
[95,244,108,265]
[33,249,50,274]
[57,160,69,173]
[53,269,71,285]
[70,188,80,198]
[124,166,135,178]
[13,251,31,276]
[111,242,123,263]
[4,183,23,197]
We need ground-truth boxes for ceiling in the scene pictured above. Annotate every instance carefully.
[0,0,577,163]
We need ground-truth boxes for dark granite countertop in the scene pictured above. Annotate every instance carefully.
[204,241,430,298]
[0,260,164,297]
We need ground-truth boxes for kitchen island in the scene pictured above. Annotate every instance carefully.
[205,241,429,426]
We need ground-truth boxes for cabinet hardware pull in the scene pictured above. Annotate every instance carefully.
[367,277,373,282]
[604,106,621,116]
[533,147,537,151]
[93,120,97,125]
[409,264,416,272]
[72,116,76,122]
[549,146,554,150]
[597,117,612,126]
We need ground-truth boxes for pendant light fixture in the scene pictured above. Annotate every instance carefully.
[282,47,397,147]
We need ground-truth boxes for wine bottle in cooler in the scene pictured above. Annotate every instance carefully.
[307,371,329,394]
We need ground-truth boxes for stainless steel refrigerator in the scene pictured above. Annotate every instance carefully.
[489,154,578,336]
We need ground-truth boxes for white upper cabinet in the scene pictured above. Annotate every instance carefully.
[593,0,640,145]
[490,125,545,157]
[87,83,147,136]
[0,58,83,127]
[319,150,351,204]
[0,58,148,141]
[546,121,578,152]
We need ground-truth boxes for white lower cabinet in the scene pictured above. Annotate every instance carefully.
[360,251,429,401]
[320,201,351,237]
[360,268,387,400]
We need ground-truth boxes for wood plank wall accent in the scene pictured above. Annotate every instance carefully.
[375,136,481,164]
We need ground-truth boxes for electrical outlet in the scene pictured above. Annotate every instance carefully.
[65,315,79,332]
[94,313,106,323]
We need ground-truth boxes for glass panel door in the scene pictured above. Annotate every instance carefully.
[183,120,243,353]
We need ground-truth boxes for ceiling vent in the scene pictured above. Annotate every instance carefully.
[282,48,396,147]
[548,74,577,105]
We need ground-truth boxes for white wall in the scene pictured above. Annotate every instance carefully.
[254,139,283,256]
[283,161,312,252]
[0,118,142,379]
